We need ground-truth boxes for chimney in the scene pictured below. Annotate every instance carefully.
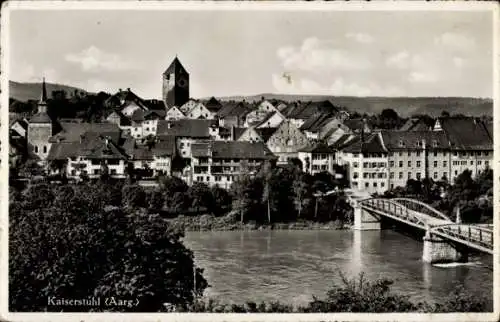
[119,88,122,92]
[127,87,131,92]
[231,125,235,141]
[105,137,110,148]
[80,134,84,144]
[167,122,172,129]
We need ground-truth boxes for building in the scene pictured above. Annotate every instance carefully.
[162,57,190,108]
[190,140,276,189]
[297,142,336,175]
[27,79,54,162]
[266,120,310,164]
[217,101,253,128]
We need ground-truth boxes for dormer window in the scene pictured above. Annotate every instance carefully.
[432,140,438,147]
[416,141,421,147]
[398,140,404,147]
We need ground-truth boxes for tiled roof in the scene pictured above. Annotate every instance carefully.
[49,122,120,143]
[342,133,387,154]
[282,100,340,120]
[300,112,337,132]
[255,127,278,143]
[343,119,367,132]
[30,111,52,124]
[130,109,145,122]
[380,130,449,151]
[191,141,276,159]
[438,117,493,150]
[152,135,177,157]
[163,57,188,75]
[131,146,154,160]
[330,134,356,150]
[11,118,29,129]
[253,112,277,128]
[105,89,145,107]
[108,111,132,126]
[217,102,253,119]
[156,119,216,137]
[232,127,247,140]
[47,135,128,161]
[144,99,166,111]
[205,97,223,112]
[398,118,433,131]
[298,142,335,153]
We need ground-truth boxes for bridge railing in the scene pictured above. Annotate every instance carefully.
[431,224,494,252]
[360,198,426,228]
[391,198,451,222]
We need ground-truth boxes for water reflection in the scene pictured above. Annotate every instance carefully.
[184,230,492,309]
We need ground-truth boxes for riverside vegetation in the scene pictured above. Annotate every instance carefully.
[9,166,492,312]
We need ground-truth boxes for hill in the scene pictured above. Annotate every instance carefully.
[212,94,493,118]
[9,81,90,102]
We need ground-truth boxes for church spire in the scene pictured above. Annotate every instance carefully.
[40,77,48,104]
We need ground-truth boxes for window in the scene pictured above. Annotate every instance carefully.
[363,162,368,168]
[408,172,411,179]
[71,170,76,176]
[434,151,438,157]
[416,161,421,167]
[43,146,47,153]
[433,172,438,179]
[390,172,394,179]
[110,169,117,175]
[145,127,150,131]
[416,172,421,180]
[398,140,404,147]
[206,176,210,182]
[443,172,447,178]
[180,142,185,148]
[365,182,369,188]
[416,151,421,157]
[453,152,458,156]
[454,170,458,175]
[321,165,327,171]
[353,172,359,179]
[353,153,359,158]
[432,140,438,148]
[408,161,411,167]
[352,181,358,187]
[363,173,368,179]
[399,172,403,179]
[226,176,231,181]
[377,173,384,179]
[433,161,438,167]
[408,151,411,157]
[485,161,489,167]
[197,177,203,182]
[215,176,221,182]
[443,161,447,167]
[399,161,403,167]
[477,161,482,165]
[389,161,395,167]
[399,152,403,157]
[94,169,99,175]
[371,162,377,168]
[381,182,385,187]
[34,146,38,153]
[373,182,378,187]
[470,161,474,165]
[353,162,359,168]
[391,184,394,189]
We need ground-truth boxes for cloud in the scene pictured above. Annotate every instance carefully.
[272,73,403,97]
[345,32,374,44]
[276,37,372,73]
[434,32,476,51]
[408,71,438,83]
[65,46,136,72]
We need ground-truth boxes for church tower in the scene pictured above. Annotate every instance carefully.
[27,78,53,162]
[162,56,190,108]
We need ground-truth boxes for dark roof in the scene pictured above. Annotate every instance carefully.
[398,118,433,131]
[105,88,145,107]
[49,122,120,143]
[205,97,223,113]
[217,102,253,119]
[255,127,278,143]
[232,127,246,140]
[380,130,450,151]
[144,99,166,111]
[298,142,335,153]
[30,111,52,124]
[282,100,340,120]
[130,109,145,122]
[191,141,276,159]
[152,135,177,156]
[131,146,154,161]
[342,133,387,154]
[11,118,29,129]
[163,57,188,75]
[300,112,337,132]
[254,111,283,128]
[343,119,367,132]
[143,110,165,120]
[330,134,356,150]
[47,135,128,161]
[437,117,493,150]
[107,111,132,126]
[156,119,216,138]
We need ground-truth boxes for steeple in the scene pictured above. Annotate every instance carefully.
[40,77,48,104]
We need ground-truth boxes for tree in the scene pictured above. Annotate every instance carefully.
[9,186,208,312]
[187,183,215,213]
[122,184,146,209]
[260,161,274,223]
[292,171,312,218]
[210,186,232,216]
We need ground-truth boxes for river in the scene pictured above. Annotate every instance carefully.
[184,229,493,309]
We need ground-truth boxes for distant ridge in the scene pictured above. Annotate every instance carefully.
[205,93,492,118]
[9,81,91,102]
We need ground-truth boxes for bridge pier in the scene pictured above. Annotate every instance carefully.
[422,232,468,264]
[353,204,381,231]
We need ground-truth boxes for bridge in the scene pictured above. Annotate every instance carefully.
[344,192,493,264]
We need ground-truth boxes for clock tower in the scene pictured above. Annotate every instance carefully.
[162,56,190,108]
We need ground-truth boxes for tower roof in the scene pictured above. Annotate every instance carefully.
[40,77,48,104]
[163,56,188,75]
[30,78,51,124]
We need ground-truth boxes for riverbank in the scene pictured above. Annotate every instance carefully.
[166,212,352,232]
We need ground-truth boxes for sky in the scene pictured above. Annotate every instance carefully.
[9,8,494,99]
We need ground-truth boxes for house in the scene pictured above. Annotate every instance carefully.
[266,120,310,164]
[186,102,216,119]
[165,106,186,120]
[237,127,277,144]
[399,117,433,131]
[281,100,340,128]
[297,142,336,175]
[179,99,200,115]
[300,112,342,140]
[343,118,371,134]
[10,118,29,139]
[217,101,254,128]
[190,140,276,189]
[204,96,223,115]
[104,88,145,109]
